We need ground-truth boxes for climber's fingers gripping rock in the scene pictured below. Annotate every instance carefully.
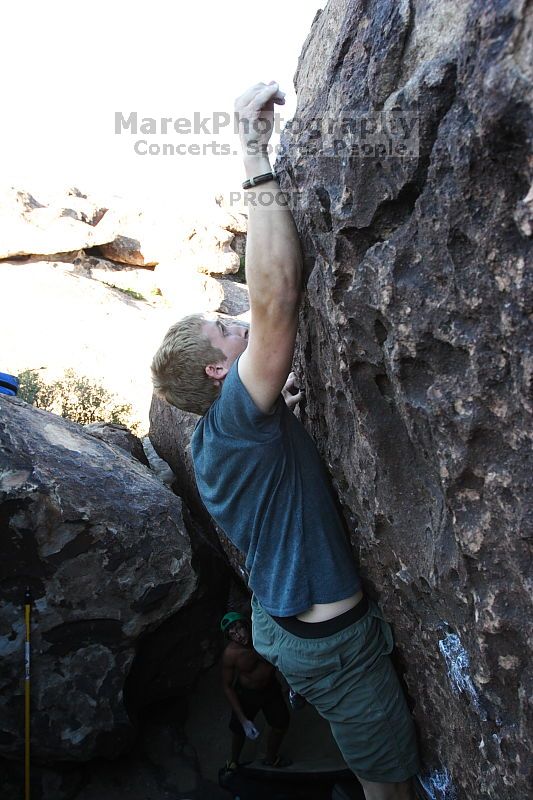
[235,81,285,157]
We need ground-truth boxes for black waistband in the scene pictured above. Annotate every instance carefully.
[272,595,369,639]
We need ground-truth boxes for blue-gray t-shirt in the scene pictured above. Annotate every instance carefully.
[191,358,361,616]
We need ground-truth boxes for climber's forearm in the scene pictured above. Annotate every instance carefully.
[243,153,302,308]
[234,81,302,309]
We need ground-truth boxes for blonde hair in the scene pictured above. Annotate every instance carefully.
[151,314,225,415]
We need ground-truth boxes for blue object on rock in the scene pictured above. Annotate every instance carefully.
[0,372,20,396]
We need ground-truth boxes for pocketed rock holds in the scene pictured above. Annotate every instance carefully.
[275,1,532,798]
[0,396,197,762]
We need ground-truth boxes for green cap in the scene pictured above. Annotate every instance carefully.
[220,611,246,632]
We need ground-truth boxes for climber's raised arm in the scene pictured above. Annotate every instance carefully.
[234,82,303,415]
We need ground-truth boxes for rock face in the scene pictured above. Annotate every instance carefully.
[272,1,532,798]
[0,397,198,762]
[84,422,150,466]
[0,709,229,800]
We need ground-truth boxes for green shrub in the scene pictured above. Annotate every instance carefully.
[17,369,142,434]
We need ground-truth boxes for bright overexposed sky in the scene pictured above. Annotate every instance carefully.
[0,0,323,210]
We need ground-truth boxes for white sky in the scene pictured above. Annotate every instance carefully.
[0,0,322,210]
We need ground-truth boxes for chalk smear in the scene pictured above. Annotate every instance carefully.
[438,632,485,718]
[419,768,456,799]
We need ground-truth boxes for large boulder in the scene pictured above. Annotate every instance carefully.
[174,207,247,276]
[84,422,150,466]
[181,224,240,276]
[219,208,248,259]
[0,188,114,259]
[96,234,158,268]
[274,1,532,798]
[0,710,229,800]
[94,205,247,273]
[0,396,198,762]
[153,260,225,313]
[70,251,161,298]
[93,208,163,267]
[218,278,250,317]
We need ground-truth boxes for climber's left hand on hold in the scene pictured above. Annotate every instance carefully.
[282,372,304,411]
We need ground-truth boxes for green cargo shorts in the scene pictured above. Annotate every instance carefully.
[251,595,420,783]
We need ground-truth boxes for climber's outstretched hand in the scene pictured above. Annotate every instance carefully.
[234,81,286,157]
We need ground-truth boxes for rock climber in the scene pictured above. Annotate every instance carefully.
[151,81,420,800]
[220,611,291,771]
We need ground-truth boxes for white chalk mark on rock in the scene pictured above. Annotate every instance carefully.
[419,768,456,799]
[438,632,486,718]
